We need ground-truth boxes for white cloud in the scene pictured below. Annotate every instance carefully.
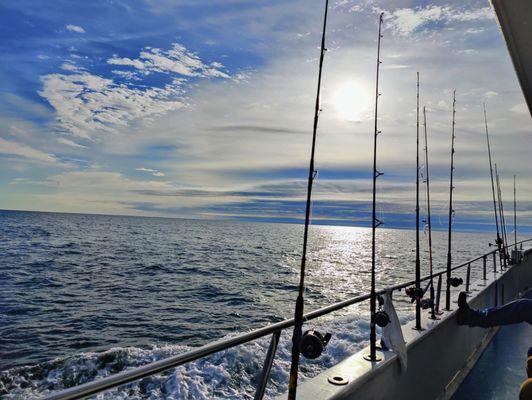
[386,6,446,36]
[136,167,165,177]
[65,24,86,33]
[457,49,479,55]
[386,5,493,36]
[57,137,87,149]
[111,70,141,80]
[451,8,493,22]
[484,90,498,99]
[5,1,531,222]
[383,64,410,70]
[36,171,172,214]
[465,27,485,35]
[60,62,82,72]
[0,138,63,165]
[510,103,528,114]
[107,43,230,78]
[107,57,146,70]
[40,42,230,139]
[39,72,186,138]
[29,170,232,216]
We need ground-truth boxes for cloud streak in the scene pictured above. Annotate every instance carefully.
[0,138,64,166]
[65,24,86,33]
[136,167,165,177]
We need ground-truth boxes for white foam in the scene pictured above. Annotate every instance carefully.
[2,311,397,399]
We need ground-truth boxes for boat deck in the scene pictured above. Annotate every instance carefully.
[452,292,532,400]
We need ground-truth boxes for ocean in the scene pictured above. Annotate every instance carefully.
[0,210,498,399]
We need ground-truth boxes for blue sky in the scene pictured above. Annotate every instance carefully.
[0,0,531,232]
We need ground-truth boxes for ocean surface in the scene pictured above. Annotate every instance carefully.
[0,210,500,399]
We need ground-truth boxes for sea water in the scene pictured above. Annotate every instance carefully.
[0,210,497,399]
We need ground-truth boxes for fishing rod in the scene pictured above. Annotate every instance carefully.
[514,175,517,253]
[483,104,504,269]
[423,106,437,320]
[414,72,421,330]
[495,165,507,266]
[497,167,509,264]
[445,91,456,311]
[495,164,509,265]
[363,11,385,363]
[287,0,328,397]
[500,172,510,258]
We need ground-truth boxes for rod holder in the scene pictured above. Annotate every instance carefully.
[465,263,471,293]
[435,274,442,314]
[428,283,439,319]
[502,249,507,270]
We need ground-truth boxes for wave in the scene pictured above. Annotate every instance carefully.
[0,311,390,399]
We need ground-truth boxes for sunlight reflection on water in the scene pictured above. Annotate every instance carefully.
[1,210,499,399]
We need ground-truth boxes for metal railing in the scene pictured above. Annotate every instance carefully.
[43,239,532,400]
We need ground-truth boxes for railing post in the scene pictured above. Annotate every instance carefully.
[254,331,281,400]
[493,251,497,273]
[465,263,471,293]
[435,274,442,314]
[477,255,487,287]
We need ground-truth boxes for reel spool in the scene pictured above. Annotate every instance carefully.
[300,330,331,359]
[375,310,390,327]
[449,277,463,287]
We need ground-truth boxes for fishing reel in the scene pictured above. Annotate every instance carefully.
[449,277,463,287]
[489,238,504,247]
[406,287,433,309]
[374,295,390,328]
[405,287,424,303]
[300,330,331,359]
[375,310,390,327]
[420,298,434,310]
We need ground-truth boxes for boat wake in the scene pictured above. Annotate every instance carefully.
[1,311,412,399]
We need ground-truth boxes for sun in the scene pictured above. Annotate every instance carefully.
[332,80,371,121]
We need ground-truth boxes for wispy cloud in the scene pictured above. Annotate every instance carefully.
[65,24,85,33]
[60,62,82,72]
[57,137,87,149]
[386,5,493,36]
[39,42,230,139]
[39,72,186,138]
[510,103,528,114]
[0,138,64,166]
[107,44,230,78]
[1,0,531,228]
[136,167,165,177]
[465,27,485,35]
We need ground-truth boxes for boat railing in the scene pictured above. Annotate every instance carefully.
[42,239,532,400]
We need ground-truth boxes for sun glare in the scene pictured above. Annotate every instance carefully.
[333,81,371,121]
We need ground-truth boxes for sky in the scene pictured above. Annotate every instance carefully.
[0,0,531,232]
